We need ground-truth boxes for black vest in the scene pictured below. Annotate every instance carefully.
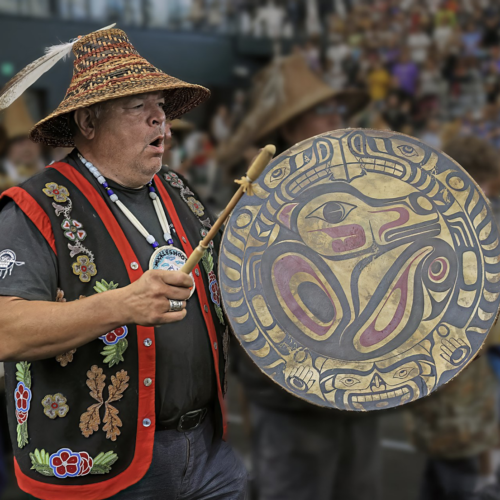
[0,161,227,500]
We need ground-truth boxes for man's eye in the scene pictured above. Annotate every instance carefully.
[306,201,356,224]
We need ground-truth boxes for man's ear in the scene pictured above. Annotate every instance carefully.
[73,108,97,140]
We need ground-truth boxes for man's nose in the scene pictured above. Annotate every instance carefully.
[148,105,166,127]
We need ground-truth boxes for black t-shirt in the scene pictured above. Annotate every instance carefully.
[0,152,215,427]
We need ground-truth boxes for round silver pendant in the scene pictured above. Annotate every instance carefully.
[149,246,195,296]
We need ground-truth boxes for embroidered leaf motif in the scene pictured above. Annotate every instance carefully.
[91,451,118,474]
[106,370,129,403]
[103,370,129,441]
[102,405,123,442]
[201,251,214,274]
[17,422,28,449]
[30,448,52,476]
[80,366,106,438]
[215,305,225,326]
[80,403,102,438]
[56,349,76,367]
[93,279,119,294]
[101,339,128,368]
[15,361,31,387]
[86,365,105,403]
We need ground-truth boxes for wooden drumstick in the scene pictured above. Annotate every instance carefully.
[181,144,276,274]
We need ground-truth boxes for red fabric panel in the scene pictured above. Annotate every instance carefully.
[154,176,228,438]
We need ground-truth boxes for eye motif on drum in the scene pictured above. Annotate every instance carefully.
[220,129,500,411]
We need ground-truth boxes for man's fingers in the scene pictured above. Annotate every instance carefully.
[156,309,187,325]
[156,270,194,289]
[166,300,187,312]
[164,286,191,301]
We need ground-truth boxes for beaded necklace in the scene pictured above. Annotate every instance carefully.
[78,153,193,279]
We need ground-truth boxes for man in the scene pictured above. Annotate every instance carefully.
[0,28,246,500]
[219,53,377,500]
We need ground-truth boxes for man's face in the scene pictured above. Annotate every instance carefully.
[282,98,344,145]
[90,91,168,185]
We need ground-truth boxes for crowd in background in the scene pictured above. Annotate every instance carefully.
[4,0,500,203]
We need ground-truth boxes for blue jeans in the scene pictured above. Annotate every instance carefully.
[109,415,247,499]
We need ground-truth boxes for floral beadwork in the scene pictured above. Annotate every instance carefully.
[50,448,81,478]
[100,326,128,346]
[42,393,69,419]
[202,252,225,325]
[30,448,118,478]
[14,362,31,448]
[42,182,70,203]
[164,171,184,189]
[94,280,128,367]
[44,184,97,283]
[163,171,224,325]
[15,382,31,413]
[199,227,214,250]
[186,196,205,217]
[72,255,97,283]
[61,218,86,242]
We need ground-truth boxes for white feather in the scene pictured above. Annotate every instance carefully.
[0,23,116,111]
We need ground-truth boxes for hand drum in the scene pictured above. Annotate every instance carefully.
[219,129,500,411]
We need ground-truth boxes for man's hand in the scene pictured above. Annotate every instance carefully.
[118,270,194,326]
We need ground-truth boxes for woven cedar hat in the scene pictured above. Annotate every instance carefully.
[217,53,369,166]
[29,28,210,147]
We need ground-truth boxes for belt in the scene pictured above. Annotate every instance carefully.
[156,407,208,433]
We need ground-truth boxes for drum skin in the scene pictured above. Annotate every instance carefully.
[219,129,500,411]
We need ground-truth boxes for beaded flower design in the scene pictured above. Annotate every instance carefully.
[42,183,70,203]
[41,393,69,419]
[61,218,87,242]
[44,183,98,283]
[72,255,97,283]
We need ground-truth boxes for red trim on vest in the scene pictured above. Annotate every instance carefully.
[13,162,156,500]
[154,176,228,438]
[0,187,57,255]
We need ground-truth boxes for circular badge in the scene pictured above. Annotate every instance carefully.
[219,129,500,411]
[149,246,195,296]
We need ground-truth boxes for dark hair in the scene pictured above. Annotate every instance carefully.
[443,136,500,184]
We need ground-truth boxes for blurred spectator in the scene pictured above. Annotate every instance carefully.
[220,53,377,500]
[392,48,420,97]
[366,58,392,105]
[0,96,44,187]
[406,136,500,500]
[211,104,232,144]
[407,25,432,64]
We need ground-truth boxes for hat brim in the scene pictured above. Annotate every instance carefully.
[256,88,370,141]
[30,76,210,147]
